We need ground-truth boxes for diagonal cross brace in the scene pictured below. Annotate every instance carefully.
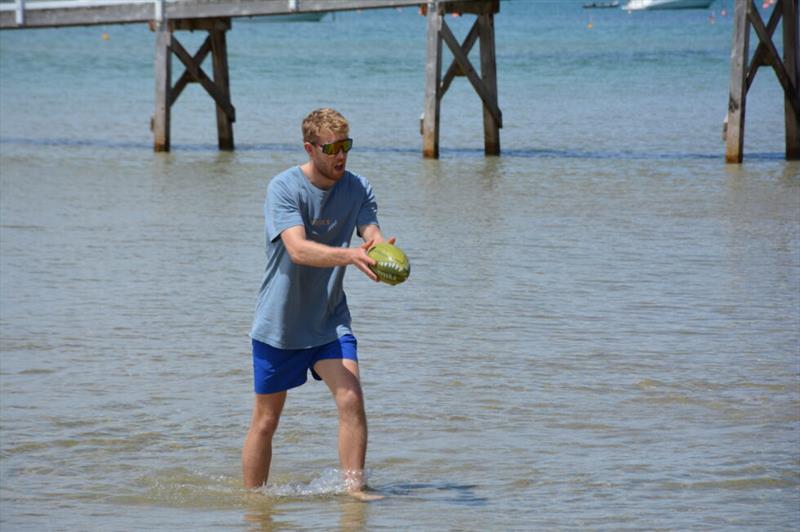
[746,0,784,88]
[170,36,236,122]
[170,36,211,106]
[441,18,479,95]
[747,0,800,119]
[439,18,502,128]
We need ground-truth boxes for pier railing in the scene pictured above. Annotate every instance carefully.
[0,0,430,28]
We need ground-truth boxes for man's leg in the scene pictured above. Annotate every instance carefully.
[313,358,368,491]
[242,391,287,489]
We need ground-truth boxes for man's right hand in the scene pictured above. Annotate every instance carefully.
[352,240,379,282]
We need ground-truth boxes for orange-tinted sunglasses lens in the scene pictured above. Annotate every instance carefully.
[319,138,353,155]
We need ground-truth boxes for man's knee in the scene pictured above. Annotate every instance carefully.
[251,410,281,438]
[336,386,365,419]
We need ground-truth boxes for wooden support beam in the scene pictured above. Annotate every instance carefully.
[441,19,478,95]
[725,0,750,163]
[422,2,443,159]
[749,1,800,116]
[443,0,499,15]
[170,37,236,122]
[783,0,799,158]
[172,17,230,32]
[211,26,234,150]
[746,0,783,90]
[153,26,172,152]
[478,11,500,155]
[439,19,502,127]
[171,37,212,105]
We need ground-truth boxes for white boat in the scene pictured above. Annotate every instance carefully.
[623,0,715,9]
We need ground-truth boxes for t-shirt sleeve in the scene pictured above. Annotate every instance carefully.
[356,179,379,230]
[265,176,304,243]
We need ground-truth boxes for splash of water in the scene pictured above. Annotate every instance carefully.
[260,468,352,498]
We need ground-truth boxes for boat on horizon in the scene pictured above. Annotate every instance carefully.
[583,1,620,8]
[622,0,715,9]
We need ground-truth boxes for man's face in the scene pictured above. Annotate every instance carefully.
[307,129,350,183]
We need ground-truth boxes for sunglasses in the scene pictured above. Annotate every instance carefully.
[312,138,353,155]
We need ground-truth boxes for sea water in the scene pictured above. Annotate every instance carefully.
[1,1,798,530]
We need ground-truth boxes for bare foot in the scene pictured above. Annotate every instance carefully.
[348,490,385,502]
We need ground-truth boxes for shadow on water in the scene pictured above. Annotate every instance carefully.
[380,482,489,507]
[0,136,790,162]
[481,147,790,162]
[0,137,297,153]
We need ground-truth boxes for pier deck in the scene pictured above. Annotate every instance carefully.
[0,0,428,29]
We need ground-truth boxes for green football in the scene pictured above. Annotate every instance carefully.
[367,243,410,286]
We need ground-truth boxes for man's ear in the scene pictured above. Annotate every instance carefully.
[303,141,314,157]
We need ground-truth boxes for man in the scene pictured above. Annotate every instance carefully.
[242,108,391,500]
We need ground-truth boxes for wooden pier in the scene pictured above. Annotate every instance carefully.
[0,0,503,156]
[1,0,797,161]
[725,0,799,162]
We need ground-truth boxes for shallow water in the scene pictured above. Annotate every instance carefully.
[1,1,799,530]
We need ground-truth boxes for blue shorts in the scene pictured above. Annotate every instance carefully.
[251,335,358,394]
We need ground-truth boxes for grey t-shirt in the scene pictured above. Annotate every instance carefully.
[250,166,379,349]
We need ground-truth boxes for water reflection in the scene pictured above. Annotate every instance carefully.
[337,497,368,532]
[242,493,368,532]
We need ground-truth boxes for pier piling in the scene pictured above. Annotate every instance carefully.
[153,25,172,152]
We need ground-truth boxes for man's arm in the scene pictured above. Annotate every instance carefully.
[281,225,379,281]
[359,223,395,247]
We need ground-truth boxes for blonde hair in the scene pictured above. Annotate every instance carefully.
[302,108,349,144]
